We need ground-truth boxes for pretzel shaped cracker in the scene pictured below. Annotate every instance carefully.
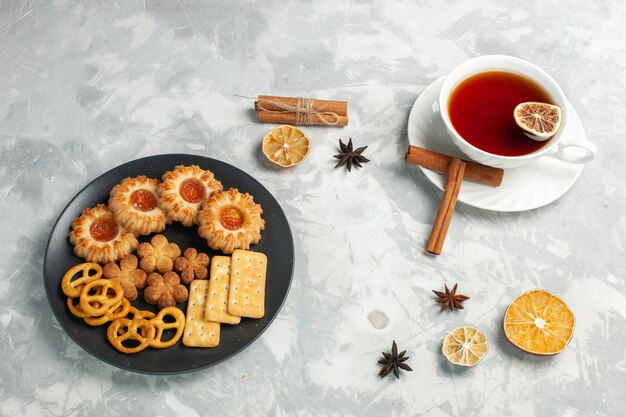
[107,318,155,354]
[61,263,102,297]
[124,307,157,338]
[127,306,156,321]
[84,297,131,326]
[149,306,185,349]
[66,296,94,318]
[67,286,103,318]
[79,279,124,316]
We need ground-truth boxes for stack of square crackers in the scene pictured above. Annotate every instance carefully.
[183,249,267,347]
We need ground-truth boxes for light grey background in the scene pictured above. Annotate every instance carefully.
[1,1,624,416]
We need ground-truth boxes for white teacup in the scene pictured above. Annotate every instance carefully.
[439,55,597,169]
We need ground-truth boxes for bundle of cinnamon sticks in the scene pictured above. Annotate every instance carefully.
[254,95,348,127]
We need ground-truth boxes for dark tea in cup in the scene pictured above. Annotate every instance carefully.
[448,71,555,157]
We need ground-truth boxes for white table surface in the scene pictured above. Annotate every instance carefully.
[0,1,624,416]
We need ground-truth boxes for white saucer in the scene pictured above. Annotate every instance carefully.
[407,76,587,212]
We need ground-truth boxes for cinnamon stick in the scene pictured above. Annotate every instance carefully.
[405,145,504,255]
[256,95,348,116]
[405,145,503,187]
[257,110,348,127]
[426,159,466,255]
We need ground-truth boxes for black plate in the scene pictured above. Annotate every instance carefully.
[43,154,294,375]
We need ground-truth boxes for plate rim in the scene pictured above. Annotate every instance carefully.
[43,153,295,375]
[407,75,586,212]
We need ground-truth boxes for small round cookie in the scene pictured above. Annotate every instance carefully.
[157,165,223,227]
[108,176,170,236]
[103,255,147,301]
[197,188,265,254]
[136,234,181,274]
[174,247,209,284]
[69,204,139,264]
[144,271,188,310]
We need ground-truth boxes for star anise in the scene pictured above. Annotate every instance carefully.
[333,138,370,172]
[432,283,470,312]
[378,340,412,379]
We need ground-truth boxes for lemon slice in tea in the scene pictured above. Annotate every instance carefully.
[504,289,574,355]
[513,102,561,140]
[262,125,310,168]
[442,326,488,367]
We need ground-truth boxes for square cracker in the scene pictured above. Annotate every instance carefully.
[183,280,220,347]
[205,256,241,325]
[227,250,267,319]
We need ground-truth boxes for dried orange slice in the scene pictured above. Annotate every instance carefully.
[442,326,488,367]
[504,289,574,355]
[262,125,310,168]
[513,102,561,140]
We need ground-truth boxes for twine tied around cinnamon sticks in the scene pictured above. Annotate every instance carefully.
[405,145,504,255]
[253,95,348,127]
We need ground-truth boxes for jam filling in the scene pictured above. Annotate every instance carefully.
[90,218,119,242]
[179,178,205,203]
[130,189,157,212]
[219,207,244,230]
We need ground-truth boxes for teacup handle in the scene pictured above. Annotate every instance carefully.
[545,139,597,164]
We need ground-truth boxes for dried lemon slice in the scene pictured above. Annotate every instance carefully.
[504,289,574,355]
[513,102,561,140]
[262,125,310,168]
[442,326,488,367]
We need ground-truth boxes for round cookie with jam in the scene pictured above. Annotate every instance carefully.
[157,165,223,227]
[197,188,265,254]
[69,204,139,264]
[108,176,170,236]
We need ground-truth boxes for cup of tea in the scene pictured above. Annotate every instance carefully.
[438,55,597,169]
